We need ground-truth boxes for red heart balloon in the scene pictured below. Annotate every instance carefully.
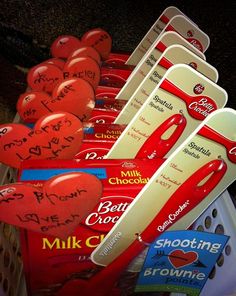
[63,56,101,90]
[168,250,198,268]
[68,46,101,65]
[51,78,95,121]
[50,35,82,59]
[81,28,112,60]
[45,58,66,70]
[0,172,102,239]
[17,78,95,122]
[17,91,52,123]
[0,111,83,169]
[27,63,64,94]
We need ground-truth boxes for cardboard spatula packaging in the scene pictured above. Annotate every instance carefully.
[107,64,227,160]
[91,108,236,281]
[126,6,186,65]
[115,44,218,125]
[116,31,205,101]
[57,109,236,296]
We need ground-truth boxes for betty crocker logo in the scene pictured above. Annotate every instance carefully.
[188,96,217,120]
[75,147,109,159]
[194,84,204,94]
[121,161,137,169]
[187,38,203,52]
[229,147,236,157]
[159,79,216,121]
[187,30,194,37]
[186,84,217,120]
[83,196,132,232]
[189,62,198,70]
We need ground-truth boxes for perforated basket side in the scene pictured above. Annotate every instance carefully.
[171,190,236,296]
[192,190,236,296]
[0,221,24,296]
[0,136,27,296]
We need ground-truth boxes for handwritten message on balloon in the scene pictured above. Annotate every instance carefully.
[0,172,102,239]
[81,28,112,60]
[50,35,82,59]
[63,56,101,90]
[27,63,64,93]
[17,78,95,122]
[0,111,83,168]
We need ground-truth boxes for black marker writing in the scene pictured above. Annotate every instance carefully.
[0,187,14,197]
[34,72,59,85]
[23,108,36,118]
[0,127,8,138]
[17,213,40,224]
[92,34,108,47]
[46,188,87,202]
[17,212,80,231]
[29,145,42,156]
[40,214,80,232]
[33,191,45,204]
[0,193,24,204]
[3,138,28,151]
[64,71,95,80]
[41,84,75,110]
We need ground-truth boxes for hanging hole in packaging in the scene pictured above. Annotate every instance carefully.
[3,250,10,268]
[225,245,231,256]
[204,216,212,229]
[9,261,15,274]
[12,240,18,253]
[3,277,8,293]
[215,224,224,234]
[196,225,204,231]
[212,208,218,218]
[0,242,3,255]
[216,253,224,267]
[3,224,11,239]
[208,266,216,279]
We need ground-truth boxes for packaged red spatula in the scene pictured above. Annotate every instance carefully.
[126,6,186,65]
[116,31,205,101]
[88,108,236,296]
[107,64,227,160]
[114,44,218,125]
[105,6,193,67]
[57,161,226,296]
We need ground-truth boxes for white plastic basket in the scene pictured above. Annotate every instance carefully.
[0,114,235,296]
[193,190,236,296]
[171,190,236,296]
[0,164,26,296]
[0,113,27,296]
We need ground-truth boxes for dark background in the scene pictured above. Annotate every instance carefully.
[0,0,236,196]
[0,0,235,119]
